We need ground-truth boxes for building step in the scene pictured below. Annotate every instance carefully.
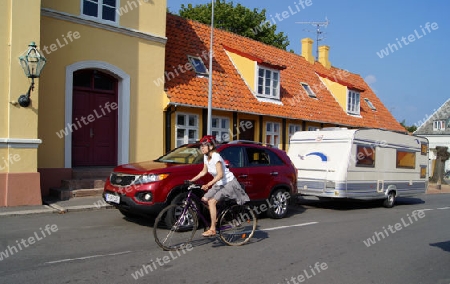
[50,187,104,201]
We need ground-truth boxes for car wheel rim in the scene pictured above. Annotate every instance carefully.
[273,192,288,215]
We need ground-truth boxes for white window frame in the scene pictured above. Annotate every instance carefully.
[433,120,446,131]
[308,126,319,131]
[301,82,316,98]
[288,124,302,142]
[211,116,230,142]
[256,66,280,99]
[266,122,280,147]
[347,90,360,115]
[81,0,119,25]
[175,113,199,147]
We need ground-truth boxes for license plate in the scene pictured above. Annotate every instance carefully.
[105,193,120,204]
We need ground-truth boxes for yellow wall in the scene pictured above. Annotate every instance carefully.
[320,76,348,111]
[1,0,41,174]
[41,0,79,15]
[225,50,256,92]
[0,148,38,173]
[38,15,166,167]
[2,0,42,140]
[0,0,11,138]
[41,0,166,36]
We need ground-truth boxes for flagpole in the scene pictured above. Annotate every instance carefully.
[207,0,214,135]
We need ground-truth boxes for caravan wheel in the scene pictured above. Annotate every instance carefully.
[383,191,395,208]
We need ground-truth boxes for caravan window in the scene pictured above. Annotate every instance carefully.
[356,146,375,167]
[396,150,416,169]
[421,143,428,155]
[420,166,427,178]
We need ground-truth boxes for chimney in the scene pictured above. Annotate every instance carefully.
[318,45,331,69]
[301,38,314,64]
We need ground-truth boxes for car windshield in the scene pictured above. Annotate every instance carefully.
[156,144,204,164]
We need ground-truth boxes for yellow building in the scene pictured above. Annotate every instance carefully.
[1,0,167,206]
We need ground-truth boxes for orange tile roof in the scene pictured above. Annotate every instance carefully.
[164,13,405,133]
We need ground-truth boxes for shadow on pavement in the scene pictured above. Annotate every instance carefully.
[430,240,450,252]
[293,196,425,211]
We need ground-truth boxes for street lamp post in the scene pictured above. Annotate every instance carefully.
[207,0,214,135]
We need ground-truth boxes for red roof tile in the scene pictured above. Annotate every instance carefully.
[164,13,405,133]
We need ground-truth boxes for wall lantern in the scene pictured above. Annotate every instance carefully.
[17,42,47,107]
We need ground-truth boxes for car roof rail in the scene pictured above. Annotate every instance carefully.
[227,140,261,145]
[227,140,273,147]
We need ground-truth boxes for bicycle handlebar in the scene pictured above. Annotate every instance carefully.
[184,180,202,190]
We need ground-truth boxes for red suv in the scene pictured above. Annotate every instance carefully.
[103,141,297,219]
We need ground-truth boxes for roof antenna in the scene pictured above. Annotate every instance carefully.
[296,17,329,61]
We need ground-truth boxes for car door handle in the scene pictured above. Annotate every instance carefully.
[238,174,248,179]
[270,172,278,176]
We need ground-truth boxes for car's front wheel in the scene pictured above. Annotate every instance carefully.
[267,189,289,219]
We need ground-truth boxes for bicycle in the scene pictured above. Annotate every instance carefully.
[153,182,257,251]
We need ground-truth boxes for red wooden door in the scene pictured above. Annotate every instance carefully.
[72,70,118,166]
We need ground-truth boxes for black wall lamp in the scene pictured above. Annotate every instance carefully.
[17,42,47,107]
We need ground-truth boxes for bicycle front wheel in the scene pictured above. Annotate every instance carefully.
[218,205,256,246]
[153,204,198,251]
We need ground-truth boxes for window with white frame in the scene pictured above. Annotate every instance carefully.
[288,124,302,142]
[308,126,319,131]
[257,66,280,99]
[211,117,230,142]
[82,0,118,23]
[347,90,360,115]
[266,122,280,147]
[176,113,199,147]
[433,120,446,131]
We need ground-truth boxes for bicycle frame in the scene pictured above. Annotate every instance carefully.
[180,185,234,231]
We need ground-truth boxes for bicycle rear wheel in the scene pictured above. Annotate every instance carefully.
[153,204,198,251]
[218,205,256,246]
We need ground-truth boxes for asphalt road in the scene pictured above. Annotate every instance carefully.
[0,194,449,284]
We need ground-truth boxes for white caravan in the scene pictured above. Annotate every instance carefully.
[287,128,429,207]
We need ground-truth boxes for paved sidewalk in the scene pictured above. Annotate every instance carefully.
[0,183,449,217]
[0,196,113,217]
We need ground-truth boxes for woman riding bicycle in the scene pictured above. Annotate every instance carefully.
[190,135,250,237]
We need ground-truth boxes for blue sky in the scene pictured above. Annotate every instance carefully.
[167,0,449,127]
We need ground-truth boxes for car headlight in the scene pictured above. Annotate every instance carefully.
[135,173,169,185]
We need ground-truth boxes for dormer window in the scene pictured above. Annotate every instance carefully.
[82,0,118,24]
[347,90,360,115]
[188,56,208,76]
[364,98,376,110]
[433,120,446,131]
[257,66,280,99]
[301,82,316,98]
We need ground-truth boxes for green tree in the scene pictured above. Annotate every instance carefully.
[400,120,417,133]
[178,0,290,50]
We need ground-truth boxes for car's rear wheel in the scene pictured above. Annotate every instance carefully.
[267,189,289,219]
[383,191,396,208]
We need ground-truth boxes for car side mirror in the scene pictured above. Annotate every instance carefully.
[224,160,231,168]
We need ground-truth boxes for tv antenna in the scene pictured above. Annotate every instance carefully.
[296,17,329,61]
